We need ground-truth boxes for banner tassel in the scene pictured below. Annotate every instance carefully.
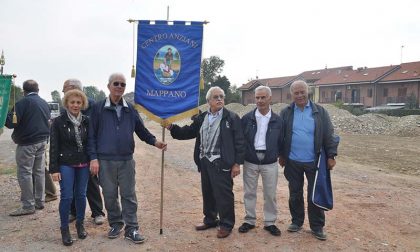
[12,112,17,124]
[199,77,204,90]
[131,65,136,78]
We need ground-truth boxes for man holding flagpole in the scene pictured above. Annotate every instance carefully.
[279,80,338,240]
[88,73,167,244]
[167,86,245,239]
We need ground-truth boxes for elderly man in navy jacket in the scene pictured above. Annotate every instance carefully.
[6,80,50,216]
[88,73,167,244]
[279,80,338,240]
[239,86,282,236]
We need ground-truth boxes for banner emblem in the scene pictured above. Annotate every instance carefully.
[154,45,181,85]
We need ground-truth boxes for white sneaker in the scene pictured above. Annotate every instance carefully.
[94,215,105,225]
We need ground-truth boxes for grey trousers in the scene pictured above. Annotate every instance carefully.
[243,158,279,226]
[99,159,138,231]
[16,141,47,209]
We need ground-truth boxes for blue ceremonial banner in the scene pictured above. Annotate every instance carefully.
[134,20,204,125]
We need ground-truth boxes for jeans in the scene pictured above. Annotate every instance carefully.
[58,165,89,228]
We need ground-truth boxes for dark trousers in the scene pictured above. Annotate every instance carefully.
[284,159,325,231]
[200,158,235,231]
[71,174,105,218]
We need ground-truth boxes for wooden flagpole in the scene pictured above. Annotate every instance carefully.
[158,5,170,236]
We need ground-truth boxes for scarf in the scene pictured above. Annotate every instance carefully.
[66,111,83,152]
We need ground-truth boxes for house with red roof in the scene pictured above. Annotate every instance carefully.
[238,61,420,108]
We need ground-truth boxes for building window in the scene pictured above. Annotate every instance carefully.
[322,91,326,98]
[330,91,335,100]
[367,88,373,98]
[287,93,291,100]
[383,88,388,97]
[398,87,407,97]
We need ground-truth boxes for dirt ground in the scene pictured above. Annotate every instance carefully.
[0,121,419,252]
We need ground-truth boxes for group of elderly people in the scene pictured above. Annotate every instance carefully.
[6,74,337,246]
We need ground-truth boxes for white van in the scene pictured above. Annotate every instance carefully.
[48,102,60,119]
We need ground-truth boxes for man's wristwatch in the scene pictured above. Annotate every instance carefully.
[328,155,336,160]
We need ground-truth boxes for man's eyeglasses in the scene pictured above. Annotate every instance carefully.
[113,82,126,87]
[212,95,224,100]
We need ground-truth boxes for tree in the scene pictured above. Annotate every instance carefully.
[8,84,23,111]
[51,90,62,107]
[199,56,225,104]
[97,90,106,101]
[228,85,242,104]
[83,86,100,101]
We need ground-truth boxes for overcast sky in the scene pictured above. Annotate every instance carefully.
[1,0,420,100]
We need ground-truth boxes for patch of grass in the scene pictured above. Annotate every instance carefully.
[0,166,16,175]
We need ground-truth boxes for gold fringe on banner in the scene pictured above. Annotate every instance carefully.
[134,103,199,127]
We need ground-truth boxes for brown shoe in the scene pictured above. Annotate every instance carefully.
[45,195,58,202]
[217,228,231,238]
[195,222,218,231]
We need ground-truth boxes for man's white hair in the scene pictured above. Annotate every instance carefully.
[290,80,309,94]
[255,85,272,96]
[64,79,83,90]
[108,73,126,85]
[206,86,225,101]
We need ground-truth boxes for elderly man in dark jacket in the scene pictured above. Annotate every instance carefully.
[279,80,338,240]
[167,86,245,239]
[239,86,282,236]
[88,73,167,244]
[5,80,50,216]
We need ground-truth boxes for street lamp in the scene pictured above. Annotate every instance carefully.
[0,50,5,75]
[400,45,404,64]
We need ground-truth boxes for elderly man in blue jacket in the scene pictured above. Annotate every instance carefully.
[6,80,50,216]
[239,86,282,236]
[88,73,167,244]
[279,80,338,240]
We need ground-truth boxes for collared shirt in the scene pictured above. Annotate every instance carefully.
[289,101,315,162]
[208,108,223,125]
[254,108,271,150]
[104,96,128,119]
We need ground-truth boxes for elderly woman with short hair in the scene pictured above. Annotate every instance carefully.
[49,89,90,246]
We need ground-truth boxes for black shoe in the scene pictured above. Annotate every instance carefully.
[124,229,145,244]
[60,227,73,246]
[311,229,327,240]
[108,224,124,239]
[35,205,44,210]
[76,221,88,239]
[264,225,281,236]
[287,223,302,232]
[238,223,255,233]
